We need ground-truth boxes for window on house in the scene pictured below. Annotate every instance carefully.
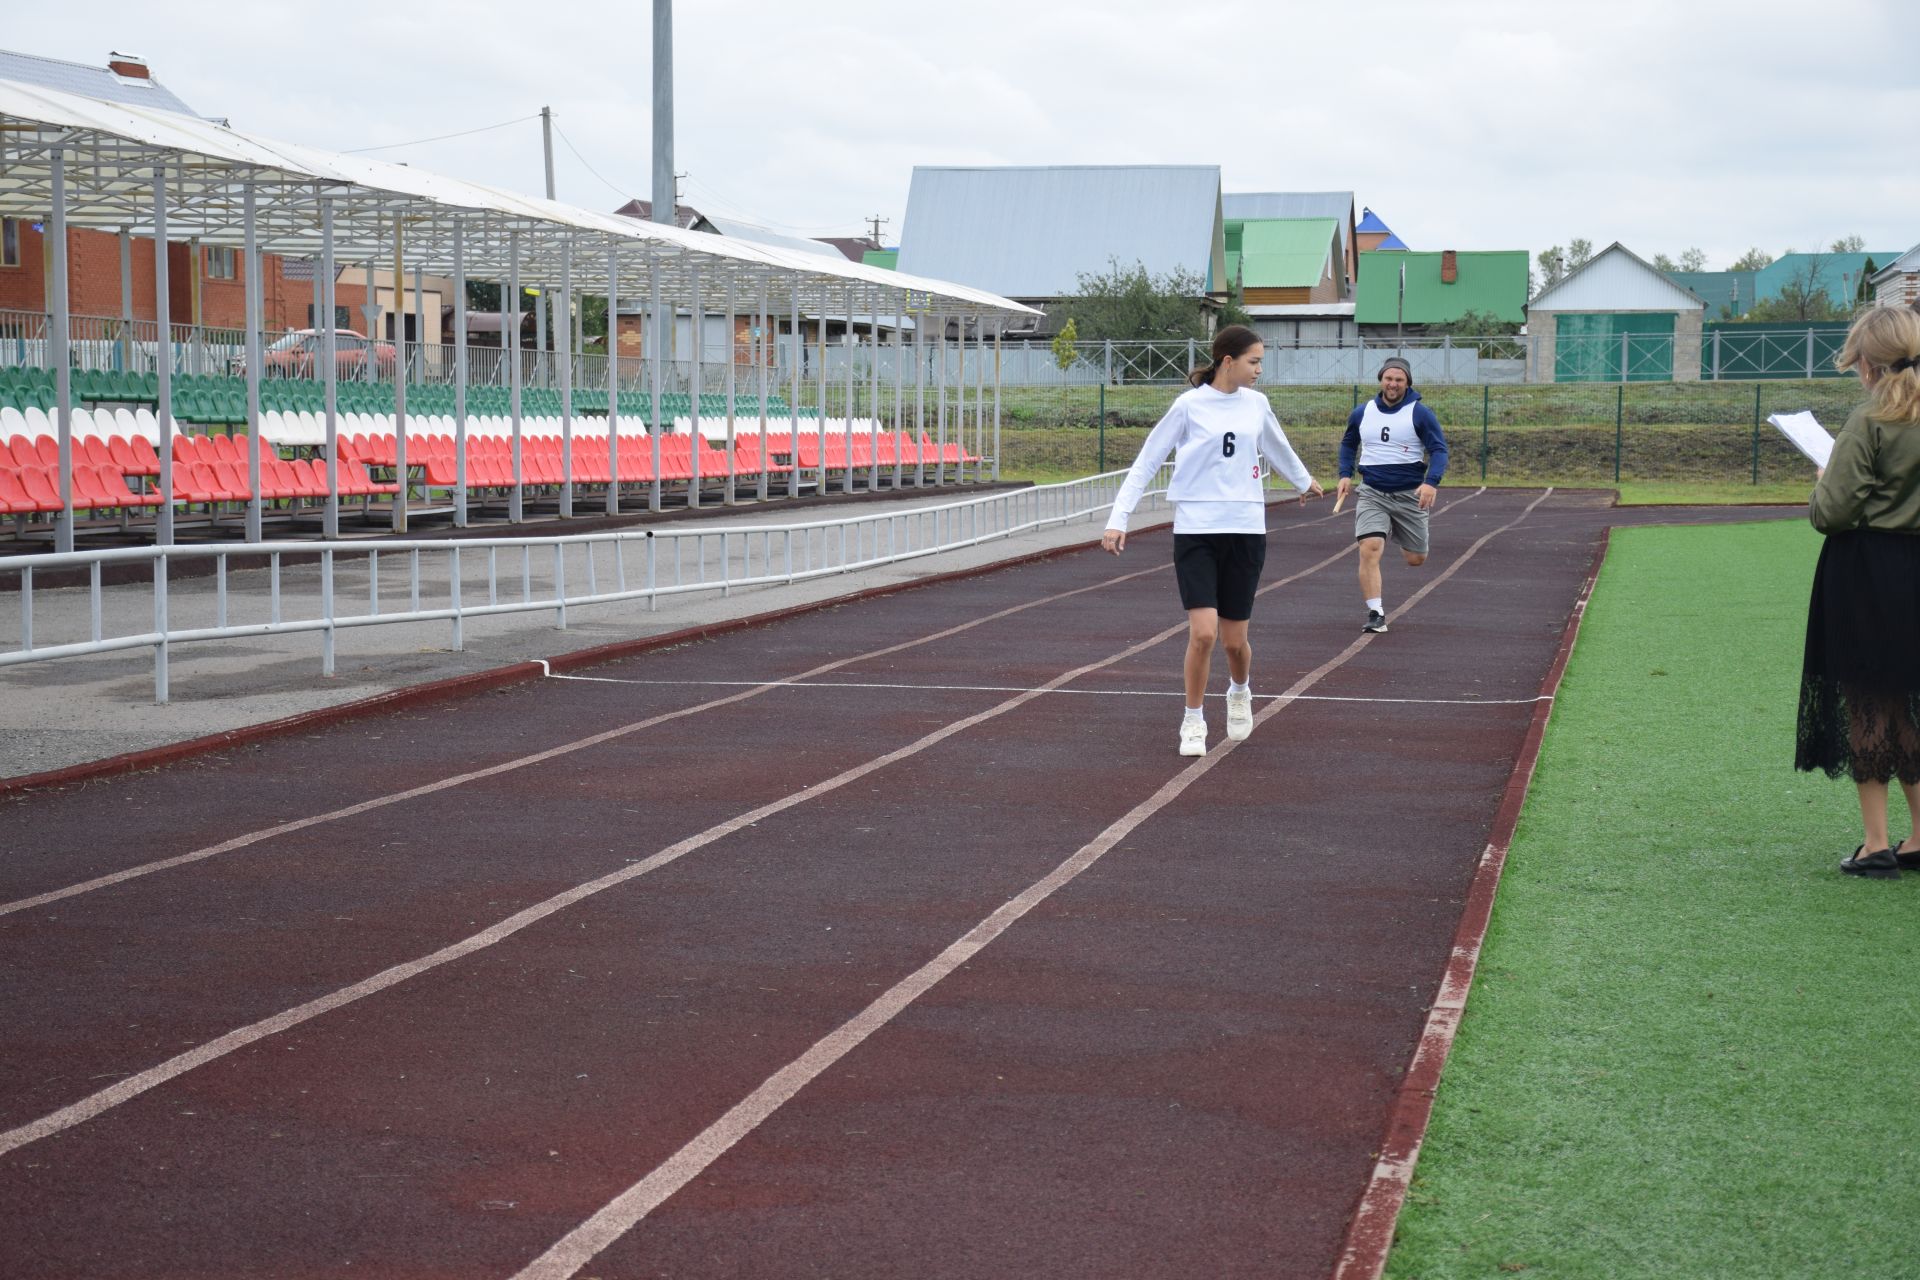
[0,218,19,269]
[206,245,237,280]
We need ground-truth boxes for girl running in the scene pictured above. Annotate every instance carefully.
[1102,325,1324,756]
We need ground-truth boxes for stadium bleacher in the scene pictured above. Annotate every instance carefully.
[0,368,976,531]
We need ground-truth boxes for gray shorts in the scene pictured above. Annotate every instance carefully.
[1354,482,1429,555]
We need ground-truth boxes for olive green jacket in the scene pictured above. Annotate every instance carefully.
[1808,404,1920,535]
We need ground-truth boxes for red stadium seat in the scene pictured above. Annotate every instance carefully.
[18,465,63,512]
[0,466,34,514]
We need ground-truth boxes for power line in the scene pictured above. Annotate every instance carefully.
[345,114,539,154]
[550,118,638,204]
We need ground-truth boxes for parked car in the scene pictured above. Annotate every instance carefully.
[241,329,396,379]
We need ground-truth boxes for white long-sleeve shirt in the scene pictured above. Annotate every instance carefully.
[1105,384,1316,534]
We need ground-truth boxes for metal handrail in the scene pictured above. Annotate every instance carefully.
[2,466,1200,703]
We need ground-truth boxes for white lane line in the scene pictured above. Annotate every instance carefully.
[0,560,1180,920]
[0,541,1365,1160]
[546,675,1550,706]
[507,490,1546,1280]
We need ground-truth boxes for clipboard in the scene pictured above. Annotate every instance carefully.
[1766,411,1834,469]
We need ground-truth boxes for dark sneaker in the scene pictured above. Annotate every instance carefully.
[1841,845,1900,879]
[1896,841,1920,871]
[1363,609,1388,633]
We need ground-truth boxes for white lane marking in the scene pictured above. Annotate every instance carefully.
[0,492,1379,920]
[545,674,1550,706]
[0,542,1364,1159]
[508,490,1552,1280]
[0,560,1179,920]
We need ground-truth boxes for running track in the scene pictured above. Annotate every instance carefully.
[0,490,1797,1279]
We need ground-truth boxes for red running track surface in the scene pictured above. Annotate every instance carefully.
[0,489,1799,1279]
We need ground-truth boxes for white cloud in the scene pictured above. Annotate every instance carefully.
[4,0,1912,270]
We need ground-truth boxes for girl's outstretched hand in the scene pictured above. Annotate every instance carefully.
[1298,479,1325,504]
[1102,529,1126,555]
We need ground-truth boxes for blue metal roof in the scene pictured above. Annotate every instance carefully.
[1356,207,1392,234]
[898,166,1223,299]
[1375,232,1408,250]
[0,48,203,118]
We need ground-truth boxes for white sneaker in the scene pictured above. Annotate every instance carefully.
[1226,688,1253,741]
[1178,717,1207,757]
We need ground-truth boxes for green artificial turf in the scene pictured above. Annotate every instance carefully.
[1383,519,1920,1279]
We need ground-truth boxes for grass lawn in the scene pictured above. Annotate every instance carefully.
[1609,480,1810,506]
[1383,519,1920,1278]
[964,379,1849,495]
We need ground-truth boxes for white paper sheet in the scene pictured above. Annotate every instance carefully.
[1766,411,1834,469]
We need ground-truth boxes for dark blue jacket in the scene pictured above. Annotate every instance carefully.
[1339,389,1449,492]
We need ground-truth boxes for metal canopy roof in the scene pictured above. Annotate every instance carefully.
[0,76,1037,322]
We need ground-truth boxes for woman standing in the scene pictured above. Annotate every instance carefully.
[1797,305,1920,877]
[1102,326,1323,757]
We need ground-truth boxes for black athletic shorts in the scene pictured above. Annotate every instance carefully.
[1172,533,1267,620]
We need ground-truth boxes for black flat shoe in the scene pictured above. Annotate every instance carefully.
[1841,845,1901,879]
[1895,841,1920,872]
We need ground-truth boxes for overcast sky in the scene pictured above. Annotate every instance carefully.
[12,0,1916,269]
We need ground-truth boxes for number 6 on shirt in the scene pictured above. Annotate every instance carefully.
[1222,431,1235,457]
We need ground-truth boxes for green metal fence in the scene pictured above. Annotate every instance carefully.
[983,379,1863,492]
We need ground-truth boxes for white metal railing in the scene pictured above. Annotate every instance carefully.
[1,467,1196,703]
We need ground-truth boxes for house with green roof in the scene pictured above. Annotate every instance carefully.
[1756,251,1900,310]
[1227,217,1355,346]
[1227,218,1345,305]
[1354,249,1529,337]
[1664,270,1760,320]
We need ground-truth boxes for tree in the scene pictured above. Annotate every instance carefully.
[1655,248,1710,273]
[1741,255,1849,322]
[1433,309,1522,338]
[1730,248,1774,272]
[1568,239,1594,271]
[1049,259,1216,344]
[1051,316,1081,372]
[578,295,609,351]
[1744,284,1848,323]
[1535,245,1567,294]
[1830,234,1866,253]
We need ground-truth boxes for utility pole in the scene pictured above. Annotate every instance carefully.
[652,0,676,439]
[540,106,556,200]
[539,107,555,358]
[651,0,675,227]
[866,214,889,245]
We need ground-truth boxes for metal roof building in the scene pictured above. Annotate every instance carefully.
[1665,270,1760,319]
[897,165,1225,306]
[702,213,845,260]
[1869,244,1920,308]
[1527,243,1705,382]
[1225,192,1356,282]
[1756,251,1903,309]
[1356,250,1528,327]
[0,48,203,118]
[1229,218,1343,304]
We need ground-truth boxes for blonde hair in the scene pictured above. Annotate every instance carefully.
[1835,305,1920,424]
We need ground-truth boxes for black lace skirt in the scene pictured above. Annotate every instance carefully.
[1796,528,1920,783]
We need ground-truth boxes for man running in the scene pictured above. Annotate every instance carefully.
[1336,357,1448,633]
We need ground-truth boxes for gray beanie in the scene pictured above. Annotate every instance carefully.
[1377,356,1413,383]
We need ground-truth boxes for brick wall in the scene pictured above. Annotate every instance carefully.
[0,220,366,332]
